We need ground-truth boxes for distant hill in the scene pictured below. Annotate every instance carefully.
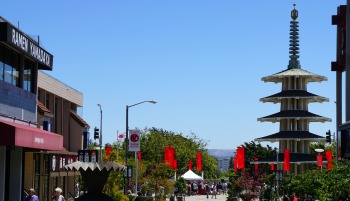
[207,149,235,159]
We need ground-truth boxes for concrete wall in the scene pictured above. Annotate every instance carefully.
[38,71,83,107]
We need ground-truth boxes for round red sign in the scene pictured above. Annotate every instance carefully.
[130,133,139,142]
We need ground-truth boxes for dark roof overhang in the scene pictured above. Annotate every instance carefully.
[255,131,325,142]
[260,90,329,103]
[258,110,331,123]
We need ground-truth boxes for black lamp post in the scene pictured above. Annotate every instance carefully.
[125,100,157,194]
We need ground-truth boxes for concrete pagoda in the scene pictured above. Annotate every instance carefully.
[255,4,331,174]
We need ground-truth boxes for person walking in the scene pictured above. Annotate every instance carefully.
[211,183,217,199]
[25,188,39,201]
[205,182,210,199]
[52,187,65,201]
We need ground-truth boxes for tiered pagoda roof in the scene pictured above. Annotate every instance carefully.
[253,4,331,170]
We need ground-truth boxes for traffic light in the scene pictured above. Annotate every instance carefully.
[94,127,99,140]
[326,130,331,143]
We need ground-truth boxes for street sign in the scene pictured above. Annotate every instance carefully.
[128,129,140,152]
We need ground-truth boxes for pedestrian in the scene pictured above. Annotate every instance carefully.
[211,182,217,199]
[222,181,227,195]
[302,193,311,201]
[290,192,298,201]
[25,188,39,201]
[135,192,143,201]
[187,181,191,196]
[52,187,65,201]
[198,181,202,195]
[205,182,210,199]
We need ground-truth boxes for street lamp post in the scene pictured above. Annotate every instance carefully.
[125,100,157,194]
[97,104,103,162]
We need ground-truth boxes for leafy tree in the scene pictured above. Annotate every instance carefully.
[139,163,174,201]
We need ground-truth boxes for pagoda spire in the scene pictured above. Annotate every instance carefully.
[288,4,301,69]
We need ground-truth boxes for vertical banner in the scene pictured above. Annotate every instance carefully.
[254,158,259,171]
[284,149,290,171]
[317,154,323,168]
[137,152,142,170]
[106,146,112,157]
[237,147,245,169]
[188,159,193,170]
[196,152,202,171]
[270,163,275,171]
[326,150,333,170]
[51,154,58,172]
[90,150,97,163]
[78,150,84,162]
[173,160,177,171]
[164,146,175,167]
[129,130,141,152]
[84,150,91,162]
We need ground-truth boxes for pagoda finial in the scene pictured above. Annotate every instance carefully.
[291,4,298,20]
[288,4,301,69]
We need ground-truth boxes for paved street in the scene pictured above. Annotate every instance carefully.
[168,194,228,201]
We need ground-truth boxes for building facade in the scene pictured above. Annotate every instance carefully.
[218,158,230,171]
[0,16,89,201]
[254,5,331,174]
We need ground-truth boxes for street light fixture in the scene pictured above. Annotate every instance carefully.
[125,100,157,194]
[97,104,102,162]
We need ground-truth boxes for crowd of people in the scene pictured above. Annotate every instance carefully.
[186,181,227,199]
[24,187,65,201]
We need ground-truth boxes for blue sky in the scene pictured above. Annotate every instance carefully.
[1,0,345,149]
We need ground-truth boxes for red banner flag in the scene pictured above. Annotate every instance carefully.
[254,157,259,171]
[237,147,245,169]
[317,154,323,168]
[105,146,112,157]
[188,159,193,170]
[196,152,202,171]
[327,163,334,170]
[164,146,175,167]
[137,151,142,170]
[233,157,237,172]
[173,160,177,171]
[284,149,290,171]
[325,150,332,162]
[270,163,275,171]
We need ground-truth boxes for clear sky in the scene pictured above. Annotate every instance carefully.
[1,0,346,149]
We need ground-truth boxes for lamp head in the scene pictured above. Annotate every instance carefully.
[97,104,101,106]
[315,148,324,153]
[149,100,157,104]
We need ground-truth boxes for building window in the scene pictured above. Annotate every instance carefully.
[24,59,34,92]
[2,46,19,87]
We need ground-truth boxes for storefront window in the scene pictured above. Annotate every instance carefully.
[34,154,40,196]
[60,177,65,197]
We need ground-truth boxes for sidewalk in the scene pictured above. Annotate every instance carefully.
[168,194,228,201]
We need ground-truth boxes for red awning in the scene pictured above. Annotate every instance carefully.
[0,120,63,150]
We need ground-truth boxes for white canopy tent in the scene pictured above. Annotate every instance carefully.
[180,170,203,180]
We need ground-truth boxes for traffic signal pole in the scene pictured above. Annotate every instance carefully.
[346,0,350,122]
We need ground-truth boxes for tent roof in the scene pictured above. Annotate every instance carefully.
[181,170,203,180]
